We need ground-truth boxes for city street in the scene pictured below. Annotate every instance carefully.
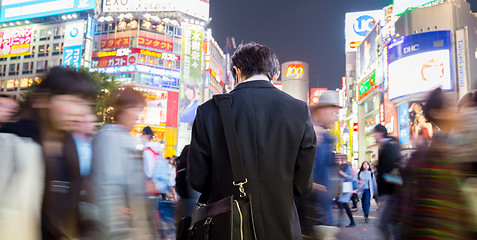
[335,202,382,240]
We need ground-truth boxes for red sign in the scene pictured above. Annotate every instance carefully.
[166,91,179,127]
[379,103,385,125]
[353,123,358,132]
[138,37,173,52]
[100,37,130,49]
[310,88,328,105]
[96,55,137,68]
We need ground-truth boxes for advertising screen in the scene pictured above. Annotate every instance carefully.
[388,31,452,100]
[345,10,383,52]
[357,26,377,80]
[0,27,32,58]
[1,0,96,23]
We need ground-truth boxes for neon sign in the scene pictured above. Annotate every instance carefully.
[358,72,378,101]
[285,64,305,78]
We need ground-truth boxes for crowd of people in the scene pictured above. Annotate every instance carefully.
[0,42,476,240]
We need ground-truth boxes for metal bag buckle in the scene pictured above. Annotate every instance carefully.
[233,178,248,198]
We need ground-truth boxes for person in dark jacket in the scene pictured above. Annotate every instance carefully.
[188,42,317,240]
[373,124,401,239]
[174,145,200,227]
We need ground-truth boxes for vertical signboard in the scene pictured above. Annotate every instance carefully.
[398,102,409,144]
[456,28,470,99]
[63,20,85,69]
[177,23,204,153]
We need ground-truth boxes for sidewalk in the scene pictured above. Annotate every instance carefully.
[334,201,383,240]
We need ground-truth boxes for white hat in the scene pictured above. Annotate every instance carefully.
[309,91,341,110]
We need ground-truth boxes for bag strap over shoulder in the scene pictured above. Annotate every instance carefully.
[213,94,248,197]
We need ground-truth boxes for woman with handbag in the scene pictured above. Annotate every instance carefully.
[338,161,356,227]
[357,161,378,223]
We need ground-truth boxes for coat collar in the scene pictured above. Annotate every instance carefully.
[231,80,276,92]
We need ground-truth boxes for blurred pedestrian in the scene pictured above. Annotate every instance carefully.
[188,42,316,240]
[399,88,473,240]
[337,160,356,228]
[0,96,42,240]
[356,161,377,223]
[92,87,155,239]
[373,124,401,239]
[1,67,96,240]
[296,90,341,239]
[0,94,18,126]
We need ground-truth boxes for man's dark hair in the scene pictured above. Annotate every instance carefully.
[231,42,280,81]
[35,67,96,99]
[423,88,444,124]
[142,126,154,136]
[373,124,388,137]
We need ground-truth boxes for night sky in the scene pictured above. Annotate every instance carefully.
[209,0,477,90]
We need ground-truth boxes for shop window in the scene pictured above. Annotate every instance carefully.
[53,26,63,39]
[164,60,173,69]
[140,55,146,64]
[10,56,20,60]
[173,43,181,53]
[22,62,33,74]
[20,78,33,89]
[36,60,48,73]
[39,29,50,41]
[38,44,49,57]
[175,60,181,70]
[167,25,174,36]
[6,79,16,91]
[52,43,63,56]
[51,59,61,67]
[0,64,6,76]
[175,27,182,37]
[0,57,6,61]
[9,63,19,76]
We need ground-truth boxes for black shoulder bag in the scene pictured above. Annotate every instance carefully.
[177,94,257,240]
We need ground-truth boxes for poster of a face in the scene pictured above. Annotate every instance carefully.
[179,81,200,125]
[408,101,433,142]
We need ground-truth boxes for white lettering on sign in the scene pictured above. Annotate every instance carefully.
[403,44,419,54]
[116,48,131,56]
[162,52,178,61]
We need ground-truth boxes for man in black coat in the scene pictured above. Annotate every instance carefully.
[374,124,401,239]
[188,42,317,240]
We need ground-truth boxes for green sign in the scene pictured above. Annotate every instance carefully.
[393,0,439,16]
[181,25,203,82]
[358,72,377,100]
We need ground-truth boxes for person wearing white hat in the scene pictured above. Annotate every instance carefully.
[296,90,343,238]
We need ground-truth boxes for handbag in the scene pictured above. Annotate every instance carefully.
[342,182,353,193]
[177,94,257,240]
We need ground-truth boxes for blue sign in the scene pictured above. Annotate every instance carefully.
[1,0,96,23]
[398,102,409,144]
[86,16,94,39]
[388,31,452,64]
[62,45,82,69]
[353,15,376,37]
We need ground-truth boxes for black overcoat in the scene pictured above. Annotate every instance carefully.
[188,80,317,240]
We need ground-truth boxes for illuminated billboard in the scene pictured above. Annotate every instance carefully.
[0,27,32,58]
[310,88,327,105]
[1,0,96,23]
[345,10,383,52]
[388,31,453,100]
[393,0,438,16]
[103,0,210,21]
[357,25,378,80]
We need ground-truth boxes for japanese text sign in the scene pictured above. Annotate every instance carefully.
[100,37,130,49]
[181,26,203,82]
[0,27,32,58]
[138,37,173,52]
[62,45,82,69]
